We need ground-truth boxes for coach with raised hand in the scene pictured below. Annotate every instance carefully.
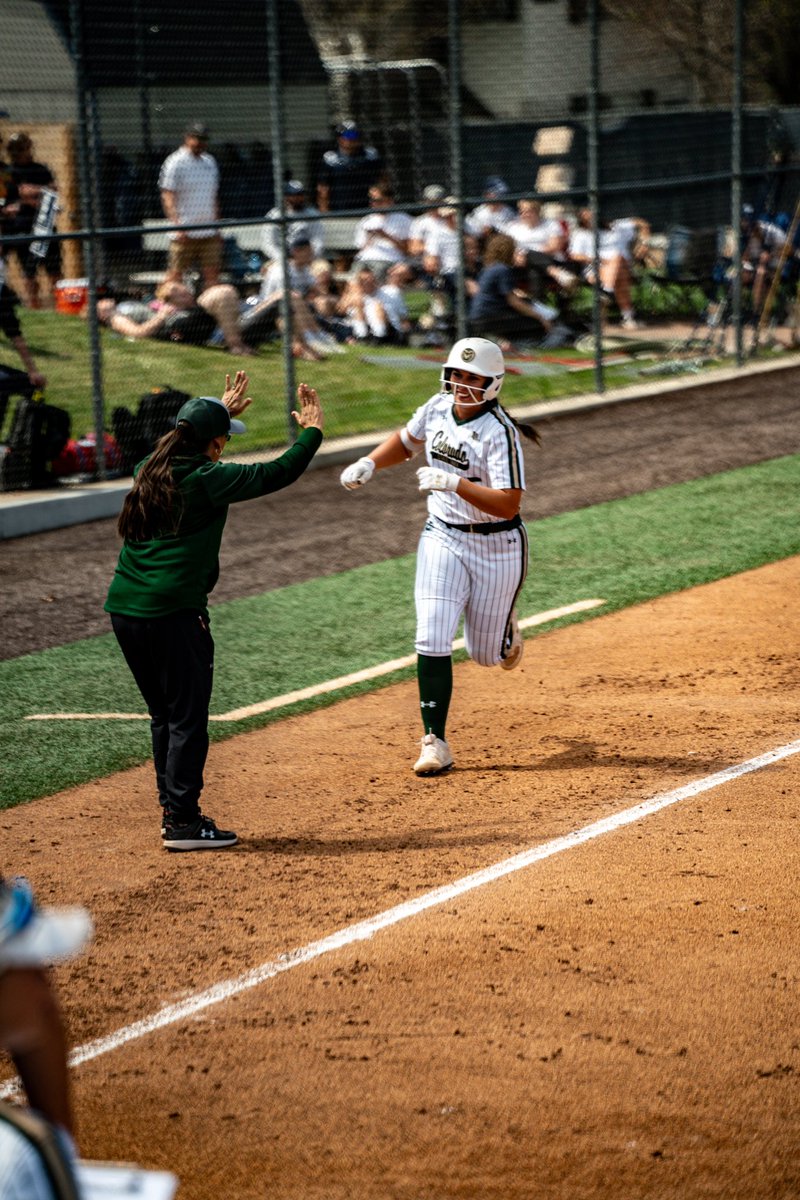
[105,371,323,852]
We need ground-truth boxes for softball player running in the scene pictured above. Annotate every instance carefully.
[340,337,537,775]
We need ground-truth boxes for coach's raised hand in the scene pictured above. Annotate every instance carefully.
[292,382,324,431]
[221,370,252,418]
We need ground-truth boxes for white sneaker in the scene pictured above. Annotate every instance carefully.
[413,733,454,776]
[500,612,524,671]
[621,315,640,330]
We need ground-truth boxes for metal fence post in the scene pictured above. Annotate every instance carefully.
[731,0,744,365]
[266,0,296,437]
[588,0,604,394]
[69,0,106,479]
[448,0,466,341]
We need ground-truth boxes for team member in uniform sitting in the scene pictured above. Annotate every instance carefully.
[105,371,324,850]
[339,337,536,776]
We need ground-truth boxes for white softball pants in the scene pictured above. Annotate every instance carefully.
[414,517,529,665]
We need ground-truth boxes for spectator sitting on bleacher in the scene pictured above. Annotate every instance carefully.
[376,262,414,344]
[465,176,515,246]
[240,237,339,359]
[95,281,253,356]
[468,232,566,349]
[259,235,317,300]
[740,204,789,318]
[338,265,408,345]
[308,258,340,320]
[568,208,649,329]
[261,179,325,265]
[408,184,448,270]
[419,200,479,322]
[352,184,412,282]
[506,199,576,304]
[307,258,352,344]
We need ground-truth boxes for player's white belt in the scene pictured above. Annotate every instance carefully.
[442,516,522,535]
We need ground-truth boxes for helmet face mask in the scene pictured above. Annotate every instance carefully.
[440,337,505,406]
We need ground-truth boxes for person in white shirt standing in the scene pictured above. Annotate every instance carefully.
[159,122,222,287]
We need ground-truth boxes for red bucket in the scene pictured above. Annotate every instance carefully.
[54,278,89,315]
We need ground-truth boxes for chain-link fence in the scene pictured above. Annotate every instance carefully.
[1,0,799,483]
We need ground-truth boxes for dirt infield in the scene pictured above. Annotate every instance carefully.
[1,558,799,1198]
[1,366,799,1198]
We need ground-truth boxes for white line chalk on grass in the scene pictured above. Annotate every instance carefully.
[2,733,798,1096]
[25,598,606,722]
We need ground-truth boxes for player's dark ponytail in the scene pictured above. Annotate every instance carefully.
[117,422,201,542]
[499,404,540,444]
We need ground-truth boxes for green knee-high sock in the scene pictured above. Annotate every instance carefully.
[417,653,453,739]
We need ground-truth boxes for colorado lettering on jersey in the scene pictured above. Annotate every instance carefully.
[431,429,469,471]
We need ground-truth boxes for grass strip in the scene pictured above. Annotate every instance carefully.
[1,453,798,808]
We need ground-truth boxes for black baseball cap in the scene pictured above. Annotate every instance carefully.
[176,397,246,441]
[185,121,210,139]
[284,179,306,195]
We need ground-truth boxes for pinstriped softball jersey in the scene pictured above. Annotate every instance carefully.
[406,392,528,664]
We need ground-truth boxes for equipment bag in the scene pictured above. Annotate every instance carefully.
[0,393,71,491]
[111,385,191,472]
[0,363,35,440]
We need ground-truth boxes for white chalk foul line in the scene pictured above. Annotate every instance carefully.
[25,598,606,722]
[1,732,797,1097]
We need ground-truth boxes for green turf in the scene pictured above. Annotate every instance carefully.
[1,453,799,809]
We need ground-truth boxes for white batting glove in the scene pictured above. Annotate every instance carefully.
[417,466,461,493]
[340,457,376,490]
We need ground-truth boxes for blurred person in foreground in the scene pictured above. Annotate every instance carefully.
[0,875,92,1198]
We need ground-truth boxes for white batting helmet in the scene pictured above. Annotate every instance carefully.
[440,337,505,406]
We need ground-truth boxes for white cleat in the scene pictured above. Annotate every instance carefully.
[413,733,454,776]
[500,612,524,671]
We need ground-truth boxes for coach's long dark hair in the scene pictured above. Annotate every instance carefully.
[117,422,202,542]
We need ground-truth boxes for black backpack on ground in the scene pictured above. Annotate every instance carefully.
[0,392,72,491]
[111,385,191,472]
[0,362,35,439]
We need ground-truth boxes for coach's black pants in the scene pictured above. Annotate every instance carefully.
[110,610,214,827]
